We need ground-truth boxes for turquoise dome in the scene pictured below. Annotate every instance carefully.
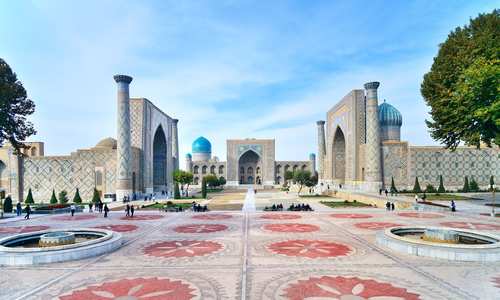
[192,136,211,153]
[379,100,402,126]
[186,153,192,158]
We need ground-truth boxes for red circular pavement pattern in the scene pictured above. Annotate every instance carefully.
[52,214,97,221]
[397,212,444,219]
[0,225,50,234]
[174,224,228,234]
[120,215,164,221]
[192,214,232,220]
[440,221,500,230]
[58,277,197,300]
[282,276,421,300]
[261,214,301,220]
[267,239,352,258]
[263,223,320,233]
[493,276,500,289]
[144,240,223,258]
[330,213,373,219]
[354,222,402,230]
[93,224,139,233]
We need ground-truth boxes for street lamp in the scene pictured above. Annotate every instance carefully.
[491,184,496,217]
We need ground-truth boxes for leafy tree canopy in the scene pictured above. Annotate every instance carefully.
[421,10,499,149]
[0,58,36,153]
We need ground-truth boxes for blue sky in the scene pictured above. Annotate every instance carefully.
[0,0,498,163]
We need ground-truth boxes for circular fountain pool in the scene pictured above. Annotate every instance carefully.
[376,226,500,262]
[0,228,123,265]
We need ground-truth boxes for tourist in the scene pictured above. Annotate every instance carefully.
[414,195,419,203]
[24,204,31,219]
[88,202,93,212]
[104,204,109,217]
[70,204,76,217]
[391,202,395,211]
[16,202,22,216]
[99,201,103,213]
[379,189,382,195]
[130,205,135,217]
[385,189,388,197]
[386,201,390,211]
[451,200,456,212]
[125,204,130,217]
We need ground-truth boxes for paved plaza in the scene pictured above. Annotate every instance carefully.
[1,191,499,299]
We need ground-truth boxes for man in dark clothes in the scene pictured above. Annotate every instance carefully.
[125,204,130,217]
[391,202,395,211]
[24,204,31,219]
[130,205,135,217]
[104,204,109,217]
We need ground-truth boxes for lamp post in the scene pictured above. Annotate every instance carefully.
[491,184,496,217]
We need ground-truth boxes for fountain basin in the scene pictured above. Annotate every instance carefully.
[0,228,123,265]
[39,232,76,247]
[376,226,500,262]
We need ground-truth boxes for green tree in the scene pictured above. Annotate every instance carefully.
[412,177,422,193]
[425,184,437,193]
[437,175,446,193]
[201,177,207,199]
[462,176,470,193]
[173,170,194,196]
[218,177,226,186]
[204,174,219,188]
[91,188,101,203]
[284,171,294,186]
[50,189,57,204]
[469,177,479,192]
[293,170,312,194]
[390,177,398,194]
[421,10,500,149]
[0,58,36,153]
[73,188,82,204]
[174,182,181,199]
[3,196,12,213]
[25,188,34,204]
[58,190,68,204]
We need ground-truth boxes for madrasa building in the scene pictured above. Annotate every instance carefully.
[316,81,500,192]
[0,75,179,203]
[185,137,316,187]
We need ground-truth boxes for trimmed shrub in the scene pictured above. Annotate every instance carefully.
[425,184,437,193]
[469,178,479,192]
[462,176,470,193]
[437,175,446,193]
[50,189,57,204]
[58,190,68,204]
[25,188,34,204]
[412,177,422,193]
[92,188,101,203]
[3,196,13,213]
[201,177,207,199]
[73,188,82,203]
[174,182,181,199]
[390,177,398,193]
[490,175,495,190]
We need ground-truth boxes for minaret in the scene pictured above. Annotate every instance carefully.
[309,153,316,174]
[316,120,326,180]
[114,74,133,201]
[185,153,193,172]
[364,81,383,191]
[172,119,179,170]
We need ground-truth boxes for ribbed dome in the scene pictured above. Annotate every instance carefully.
[95,137,117,149]
[186,153,192,158]
[192,136,211,153]
[379,100,402,126]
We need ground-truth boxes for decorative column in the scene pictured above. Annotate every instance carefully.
[172,119,179,170]
[114,74,133,201]
[364,81,383,191]
[309,153,316,174]
[316,120,326,180]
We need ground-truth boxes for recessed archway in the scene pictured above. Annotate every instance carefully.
[332,126,346,182]
[238,150,261,184]
[153,125,167,191]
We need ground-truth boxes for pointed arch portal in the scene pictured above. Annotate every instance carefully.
[153,125,167,191]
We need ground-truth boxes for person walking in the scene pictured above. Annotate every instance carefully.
[99,201,103,213]
[16,202,22,216]
[451,200,456,212]
[70,204,76,217]
[130,205,135,217]
[89,202,93,213]
[24,204,31,220]
[391,202,395,211]
[386,201,390,211]
[104,204,109,218]
[384,189,388,197]
[125,204,130,217]
[414,194,419,203]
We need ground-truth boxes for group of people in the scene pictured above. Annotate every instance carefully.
[288,203,313,211]
[379,189,398,197]
[385,201,396,211]
[264,203,284,211]
[88,201,109,217]
[192,202,208,212]
[125,204,135,217]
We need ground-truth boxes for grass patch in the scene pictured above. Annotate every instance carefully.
[320,200,371,208]
[141,202,194,210]
[207,188,224,193]
[299,194,332,198]
[402,193,474,200]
